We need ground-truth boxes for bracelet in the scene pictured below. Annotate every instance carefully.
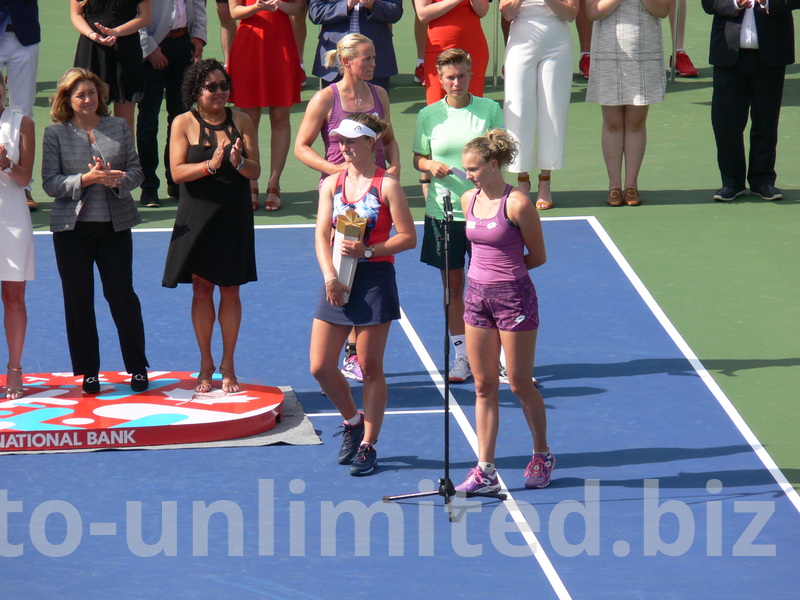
[203,160,217,176]
[324,276,338,285]
[419,178,431,184]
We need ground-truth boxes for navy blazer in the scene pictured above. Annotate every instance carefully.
[7,0,40,47]
[309,0,403,80]
[702,0,799,67]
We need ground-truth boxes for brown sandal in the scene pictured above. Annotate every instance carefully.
[624,187,642,206]
[220,366,241,394]
[264,186,282,211]
[195,365,215,394]
[606,188,624,207]
[250,183,259,211]
[535,174,553,210]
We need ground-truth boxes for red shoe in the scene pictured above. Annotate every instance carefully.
[414,63,425,86]
[579,53,590,79]
[671,50,698,78]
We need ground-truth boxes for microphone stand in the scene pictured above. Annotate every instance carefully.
[383,188,506,522]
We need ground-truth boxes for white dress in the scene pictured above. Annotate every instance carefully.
[0,107,34,281]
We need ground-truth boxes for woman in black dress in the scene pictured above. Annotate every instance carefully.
[71,0,151,133]
[163,59,260,394]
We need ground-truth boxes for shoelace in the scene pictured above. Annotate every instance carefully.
[354,444,374,462]
[525,457,546,477]
[132,374,146,381]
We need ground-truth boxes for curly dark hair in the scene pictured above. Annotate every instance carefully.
[181,58,231,110]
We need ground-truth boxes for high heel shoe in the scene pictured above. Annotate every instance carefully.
[219,366,240,394]
[5,364,23,400]
[251,183,259,211]
[195,365,215,393]
[535,174,553,210]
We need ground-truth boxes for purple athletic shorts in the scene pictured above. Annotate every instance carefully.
[463,276,539,332]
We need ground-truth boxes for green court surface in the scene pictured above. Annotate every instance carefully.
[29,5,799,490]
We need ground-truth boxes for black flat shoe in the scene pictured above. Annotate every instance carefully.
[713,186,747,202]
[751,184,783,201]
[130,372,149,393]
[83,374,100,394]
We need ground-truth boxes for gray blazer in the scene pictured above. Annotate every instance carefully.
[140,0,208,58]
[42,116,144,233]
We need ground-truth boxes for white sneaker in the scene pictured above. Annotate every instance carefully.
[449,355,472,383]
[499,366,538,386]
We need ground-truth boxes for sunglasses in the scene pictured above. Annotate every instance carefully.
[203,81,230,93]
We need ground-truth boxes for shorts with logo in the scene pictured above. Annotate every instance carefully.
[464,275,539,332]
[420,216,470,270]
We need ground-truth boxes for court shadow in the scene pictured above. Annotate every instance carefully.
[535,356,800,383]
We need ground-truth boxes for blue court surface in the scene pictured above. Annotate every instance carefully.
[2,219,798,599]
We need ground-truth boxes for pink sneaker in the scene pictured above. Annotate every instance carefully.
[341,355,363,383]
[456,466,500,493]
[524,452,556,488]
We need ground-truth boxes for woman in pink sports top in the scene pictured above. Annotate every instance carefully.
[454,128,556,493]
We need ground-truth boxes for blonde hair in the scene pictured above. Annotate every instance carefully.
[463,129,518,168]
[323,33,373,74]
[50,67,110,123]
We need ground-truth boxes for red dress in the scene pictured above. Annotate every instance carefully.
[228,0,302,108]
[423,0,489,105]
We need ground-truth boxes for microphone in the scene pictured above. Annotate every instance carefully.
[442,187,453,222]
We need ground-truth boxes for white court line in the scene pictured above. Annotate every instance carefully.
[308,409,445,417]
[397,307,574,600]
[585,216,800,515]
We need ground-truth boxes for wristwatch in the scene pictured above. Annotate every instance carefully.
[236,157,245,171]
[364,245,375,259]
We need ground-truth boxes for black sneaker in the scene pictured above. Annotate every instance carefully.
[712,186,747,202]
[83,374,100,394]
[130,372,149,392]
[333,415,364,464]
[751,184,783,201]
[140,188,160,207]
[350,443,377,476]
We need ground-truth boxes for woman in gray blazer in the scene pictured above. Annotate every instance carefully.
[42,68,149,394]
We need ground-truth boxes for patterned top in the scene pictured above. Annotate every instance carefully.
[586,0,666,106]
[331,167,394,264]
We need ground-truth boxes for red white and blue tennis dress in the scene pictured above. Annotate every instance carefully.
[314,168,400,326]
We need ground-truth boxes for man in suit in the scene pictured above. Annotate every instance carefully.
[308,0,403,91]
[137,0,207,208]
[702,0,799,202]
[0,0,39,210]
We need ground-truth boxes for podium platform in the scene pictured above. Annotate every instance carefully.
[0,371,283,452]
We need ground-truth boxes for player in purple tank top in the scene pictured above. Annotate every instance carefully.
[454,129,556,493]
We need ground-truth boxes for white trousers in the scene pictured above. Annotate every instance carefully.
[503,16,573,173]
[0,33,39,119]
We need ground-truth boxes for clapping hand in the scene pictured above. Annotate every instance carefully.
[208,143,227,172]
[88,156,126,188]
[0,144,11,171]
[229,137,244,167]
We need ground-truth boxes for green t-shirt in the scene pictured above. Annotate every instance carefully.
[413,95,505,221]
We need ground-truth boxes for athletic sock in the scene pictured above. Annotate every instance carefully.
[345,412,363,427]
[452,335,467,358]
[478,462,495,475]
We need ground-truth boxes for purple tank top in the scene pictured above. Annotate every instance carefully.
[320,82,387,176]
[466,184,528,283]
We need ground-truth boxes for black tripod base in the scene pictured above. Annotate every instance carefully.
[382,477,507,504]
